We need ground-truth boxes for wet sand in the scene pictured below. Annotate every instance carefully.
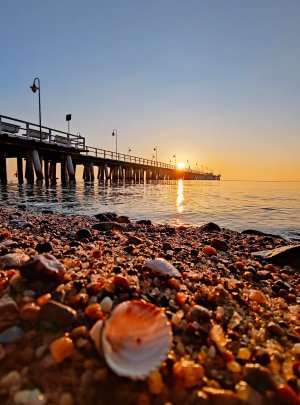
[0,206,299,405]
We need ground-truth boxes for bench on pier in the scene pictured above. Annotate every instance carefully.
[27,129,49,141]
[0,122,20,135]
[53,135,71,146]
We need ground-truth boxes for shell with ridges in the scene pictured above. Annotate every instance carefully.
[144,258,182,278]
[101,300,172,379]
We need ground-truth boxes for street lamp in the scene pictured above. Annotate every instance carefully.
[173,154,177,167]
[30,77,42,142]
[186,159,189,170]
[128,147,132,154]
[153,146,157,162]
[112,129,118,156]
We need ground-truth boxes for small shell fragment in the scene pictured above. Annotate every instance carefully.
[101,300,172,379]
[144,258,182,278]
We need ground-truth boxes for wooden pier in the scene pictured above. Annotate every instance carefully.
[0,115,220,185]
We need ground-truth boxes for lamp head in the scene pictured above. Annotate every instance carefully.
[30,83,38,93]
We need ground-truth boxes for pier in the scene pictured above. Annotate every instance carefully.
[0,115,220,185]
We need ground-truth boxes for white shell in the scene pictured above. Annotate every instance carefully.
[144,258,182,278]
[89,319,104,353]
[101,300,172,379]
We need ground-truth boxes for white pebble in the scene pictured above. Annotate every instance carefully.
[14,389,47,405]
[100,296,113,312]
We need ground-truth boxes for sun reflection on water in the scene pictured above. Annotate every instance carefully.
[177,179,184,214]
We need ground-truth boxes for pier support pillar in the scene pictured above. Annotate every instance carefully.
[44,159,49,184]
[0,152,7,184]
[32,149,43,180]
[61,159,68,185]
[25,152,34,183]
[66,155,75,181]
[17,157,23,184]
[104,164,109,181]
[90,162,94,181]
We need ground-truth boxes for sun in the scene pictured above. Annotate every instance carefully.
[177,162,185,170]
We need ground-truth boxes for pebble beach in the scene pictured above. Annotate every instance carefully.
[0,206,299,405]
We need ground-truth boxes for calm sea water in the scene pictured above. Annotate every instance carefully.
[0,180,299,241]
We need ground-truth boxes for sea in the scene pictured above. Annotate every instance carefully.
[0,179,299,241]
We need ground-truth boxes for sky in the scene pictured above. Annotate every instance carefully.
[1,0,299,180]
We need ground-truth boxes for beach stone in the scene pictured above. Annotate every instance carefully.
[0,326,24,344]
[41,209,54,214]
[244,363,276,393]
[13,389,47,405]
[92,222,126,232]
[115,215,131,224]
[202,387,240,405]
[35,242,53,253]
[188,305,212,321]
[137,219,152,225]
[0,296,19,331]
[0,370,21,388]
[126,235,143,245]
[94,214,111,222]
[267,322,285,337]
[75,228,91,240]
[211,238,229,252]
[252,244,300,271]
[254,349,271,366]
[20,253,65,283]
[0,253,30,269]
[200,222,221,232]
[95,212,117,221]
[39,301,77,328]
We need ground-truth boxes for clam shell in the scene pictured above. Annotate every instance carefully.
[144,258,182,278]
[102,300,172,379]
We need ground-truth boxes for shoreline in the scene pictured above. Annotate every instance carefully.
[0,206,299,404]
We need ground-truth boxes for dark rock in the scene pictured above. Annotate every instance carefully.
[267,322,285,337]
[188,305,212,321]
[95,212,117,221]
[76,228,92,240]
[136,219,152,225]
[244,364,276,393]
[252,244,300,271]
[162,242,173,251]
[18,204,27,209]
[94,214,111,222]
[39,301,76,328]
[41,209,54,214]
[92,222,126,232]
[0,326,24,344]
[20,253,65,283]
[200,222,221,232]
[211,238,229,252]
[115,215,131,224]
[126,235,143,245]
[254,349,271,366]
[35,242,53,254]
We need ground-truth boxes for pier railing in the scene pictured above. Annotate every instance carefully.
[83,146,176,169]
[0,115,85,150]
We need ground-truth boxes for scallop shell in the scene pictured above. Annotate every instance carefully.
[101,300,172,379]
[144,258,182,278]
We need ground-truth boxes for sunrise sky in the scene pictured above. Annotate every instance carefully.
[1,0,299,180]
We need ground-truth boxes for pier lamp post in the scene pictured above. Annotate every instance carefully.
[30,77,42,142]
[112,129,118,157]
[173,154,177,168]
[153,146,157,162]
[186,159,190,170]
[128,147,131,154]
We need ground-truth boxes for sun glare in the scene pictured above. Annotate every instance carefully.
[177,162,185,170]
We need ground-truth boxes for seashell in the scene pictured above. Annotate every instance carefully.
[89,319,104,353]
[101,300,172,379]
[144,258,182,278]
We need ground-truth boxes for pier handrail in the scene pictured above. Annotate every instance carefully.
[0,115,85,149]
